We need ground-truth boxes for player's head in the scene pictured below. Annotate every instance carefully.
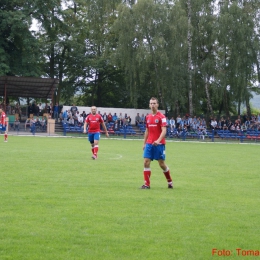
[149,97,159,112]
[91,106,97,115]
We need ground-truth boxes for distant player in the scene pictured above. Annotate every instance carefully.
[0,108,7,132]
[83,106,109,159]
[141,97,173,189]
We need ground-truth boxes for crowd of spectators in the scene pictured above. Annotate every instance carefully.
[163,113,260,139]
[61,105,138,131]
[2,102,259,135]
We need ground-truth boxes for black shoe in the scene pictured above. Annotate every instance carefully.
[168,184,173,189]
[140,185,150,189]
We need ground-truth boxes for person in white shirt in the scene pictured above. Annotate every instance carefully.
[169,117,175,132]
[211,118,217,129]
[78,114,84,126]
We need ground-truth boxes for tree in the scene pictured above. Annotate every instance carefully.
[0,0,42,76]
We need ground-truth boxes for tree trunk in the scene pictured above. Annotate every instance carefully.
[204,75,213,115]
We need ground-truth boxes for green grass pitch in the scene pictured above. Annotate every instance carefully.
[0,136,260,259]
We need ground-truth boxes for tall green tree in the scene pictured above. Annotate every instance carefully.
[0,0,42,76]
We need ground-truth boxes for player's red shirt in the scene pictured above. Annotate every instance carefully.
[145,112,167,144]
[85,113,104,133]
[0,111,6,125]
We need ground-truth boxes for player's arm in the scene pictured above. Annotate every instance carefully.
[153,126,167,145]
[101,122,109,137]
[83,121,88,133]
[143,128,149,149]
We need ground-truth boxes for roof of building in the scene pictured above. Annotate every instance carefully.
[0,76,59,99]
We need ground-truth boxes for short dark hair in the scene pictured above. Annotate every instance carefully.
[150,97,159,103]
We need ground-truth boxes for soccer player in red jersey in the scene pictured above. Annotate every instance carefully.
[0,108,7,132]
[83,106,109,159]
[141,97,173,189]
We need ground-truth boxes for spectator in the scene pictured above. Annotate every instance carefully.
[38,103,43,116]
[62,109,68,123]
[103,112,108,123]
[30,117,36,135]
[70,104,78,116]
[112,113,118,122]
[14,103,21,119]
[169,117,175,132]
[82,111,87,121]
[166,117,170,129]
[211,118,217,130]
[176,115,181,129]
[78,114,84,127]
[73,111,79,126]
[6,103,11,115]
[127,116,132,125]
[45,103,51,116]
[140,114,145,124]
[68,115,74,126]
[135,113,141,126]
[53,103,59,122]
[13,117,20,131]
[107,113,113,123]
[34,103,40,116]
[28,103,33,117]
[40,116,46,130]
[113,120,120,132]
[118,112,123,121]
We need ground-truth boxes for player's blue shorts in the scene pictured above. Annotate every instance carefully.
[143,143,165,161]
[88,132,100,143]
[0,124,6,131]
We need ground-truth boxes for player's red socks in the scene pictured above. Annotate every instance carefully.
[91,147,94,155]
[4,132,8,142]
[93,145,99,157]
[143,168,151,187]
[163,167,172,183]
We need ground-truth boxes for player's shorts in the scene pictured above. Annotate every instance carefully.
[88,132,100,143]
[0,124,6,131]
[143,143,165,161]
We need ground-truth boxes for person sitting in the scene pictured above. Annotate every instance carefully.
[30,117,36,135]
[169,117,175,132]
[127,116,131,125]
[211,118,218,131]
[25,118,31,131]
[113,120,120,132]
[13,117,20,131]
[78,114,84,127]
[68,115,75,127]
[35,117,41,131]
[40,116,46,130]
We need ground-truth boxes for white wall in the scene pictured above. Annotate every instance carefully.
[62,106,165,124]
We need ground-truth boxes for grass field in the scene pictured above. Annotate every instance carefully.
[0,136,260,260]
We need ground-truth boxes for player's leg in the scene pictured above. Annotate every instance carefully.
[88,133,95,158]
[141,144,153,189]
[158,159,173,188]
[156,145,173,189]
[93,133,100,159]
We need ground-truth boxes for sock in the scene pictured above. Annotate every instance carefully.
[143,168,151,187]
[91,147,94,154]
[4,133,7,141]
[94,145,99,157]
[163,167,172,184]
